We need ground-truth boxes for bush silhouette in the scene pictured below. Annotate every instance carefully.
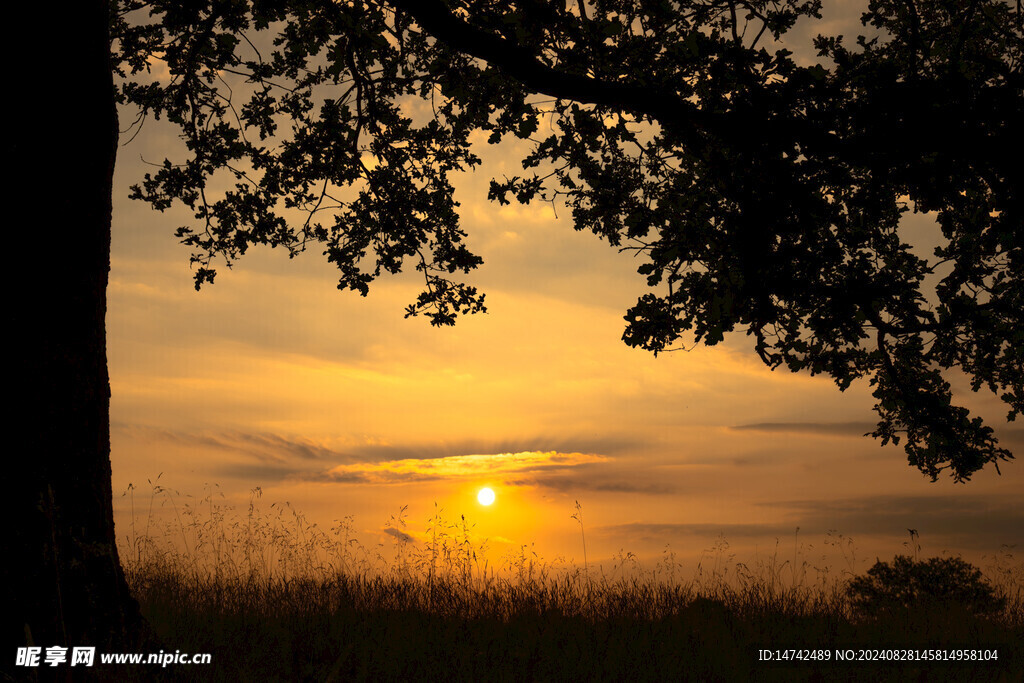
[846,556,1006,620]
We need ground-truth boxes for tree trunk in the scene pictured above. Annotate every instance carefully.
[6,0,146,661]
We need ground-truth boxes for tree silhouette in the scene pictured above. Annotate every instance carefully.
[11,0,1021,654]
[117,0,1022,481]
[11,0,147,659]
[847,555,1006,620]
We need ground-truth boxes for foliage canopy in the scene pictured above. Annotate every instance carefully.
[114,0,1022,481]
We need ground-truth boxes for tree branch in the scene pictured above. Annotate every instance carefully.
[388,0,714,144]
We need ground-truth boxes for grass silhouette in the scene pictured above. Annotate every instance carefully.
[117,480,1022,681]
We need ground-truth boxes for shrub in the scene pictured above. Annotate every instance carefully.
[846,555,1006,620]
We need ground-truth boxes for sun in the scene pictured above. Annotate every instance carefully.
[477,487,496,506]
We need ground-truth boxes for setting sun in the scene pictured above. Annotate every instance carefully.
[477,487,495,506]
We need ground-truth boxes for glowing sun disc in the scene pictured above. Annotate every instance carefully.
[477,487,496,506]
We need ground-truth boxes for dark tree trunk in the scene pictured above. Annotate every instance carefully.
[5,0,146,663]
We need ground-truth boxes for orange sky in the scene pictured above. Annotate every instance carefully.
[106,2,1023,578]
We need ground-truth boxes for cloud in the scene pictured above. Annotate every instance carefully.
[382,527,414,544]
[113,424,349,464]
[594,494,1024,551]
[730,422,876,437]
[335,435,644,462]
[315,451,609,484]
[544,478,675,494]
[115,422,641,462]
[116,423,638,486]
[760,494,1024,550]
[507,468,676,495]
[596,522,795,543]
[211,463,307,481]
[1000,428,1024,445]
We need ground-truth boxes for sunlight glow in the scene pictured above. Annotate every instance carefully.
[477,487,496,506]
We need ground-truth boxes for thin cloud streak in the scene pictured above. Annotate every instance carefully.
[114,423,641,465]
[382,527,414,544]
[761,494,1024,550]
[730,422,876,437]
[212,463,305,482]
[596,522,796,542]
[507,472,676,495]
[113,424,350,464]
[319,451,609,484]
[337,435,645,462]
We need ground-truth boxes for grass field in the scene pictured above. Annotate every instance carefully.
[117,483,1022,681]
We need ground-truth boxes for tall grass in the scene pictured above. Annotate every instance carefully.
[118,480,1023,681]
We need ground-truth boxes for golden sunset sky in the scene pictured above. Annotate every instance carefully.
[106,2,1022,575]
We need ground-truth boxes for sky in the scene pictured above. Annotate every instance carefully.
[106,2,1023,579]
